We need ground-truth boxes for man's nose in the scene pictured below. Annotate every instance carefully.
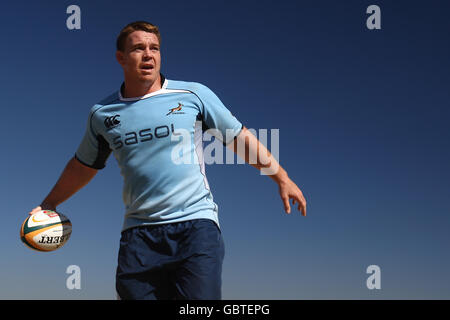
[143,47,152,60]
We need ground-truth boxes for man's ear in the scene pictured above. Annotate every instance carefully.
[116,50,125,67]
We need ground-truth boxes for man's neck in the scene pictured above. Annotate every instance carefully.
[121,74,162,98]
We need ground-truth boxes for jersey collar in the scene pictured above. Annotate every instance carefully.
[118,73,168,102]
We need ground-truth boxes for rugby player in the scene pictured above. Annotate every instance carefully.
[30,21,306,300]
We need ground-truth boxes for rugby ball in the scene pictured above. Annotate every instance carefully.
[20,210,72,252]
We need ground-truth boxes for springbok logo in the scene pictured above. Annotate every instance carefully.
[166,103,184,115]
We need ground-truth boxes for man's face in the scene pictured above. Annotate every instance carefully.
[116,30,161,84]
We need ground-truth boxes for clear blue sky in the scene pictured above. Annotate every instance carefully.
[1,0,449,299]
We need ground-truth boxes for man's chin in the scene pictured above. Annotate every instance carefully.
[138,73,158,83]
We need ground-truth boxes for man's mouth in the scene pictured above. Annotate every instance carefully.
[141,64,154,70]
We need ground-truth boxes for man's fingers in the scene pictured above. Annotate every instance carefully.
[300,198,307,217]
[282,194,308,216]
[279,179,307,216]
[294,195,307,217]
[29,206,42,215]
[282,195,291,214]
[301,205,307,217]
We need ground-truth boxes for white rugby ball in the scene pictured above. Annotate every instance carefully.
[20,210,72,252]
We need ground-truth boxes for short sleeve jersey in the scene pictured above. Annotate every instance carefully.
[75,75,243,231]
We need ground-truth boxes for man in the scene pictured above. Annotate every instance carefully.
[30,21,307,300]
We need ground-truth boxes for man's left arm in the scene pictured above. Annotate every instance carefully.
[226,126,307,216]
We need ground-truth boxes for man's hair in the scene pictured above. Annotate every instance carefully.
[116,21,161,52]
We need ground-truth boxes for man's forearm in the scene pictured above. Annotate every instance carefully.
[227,126,288,181]
[41,156,98,208]
[227,126,307,215]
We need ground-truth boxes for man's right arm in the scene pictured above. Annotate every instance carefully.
[29,156,98,214]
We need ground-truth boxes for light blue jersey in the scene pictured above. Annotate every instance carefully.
[75,75,243,231]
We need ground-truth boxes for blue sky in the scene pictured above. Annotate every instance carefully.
[1,0,449,299]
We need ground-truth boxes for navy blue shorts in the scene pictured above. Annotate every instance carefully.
[116,219,225,300]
